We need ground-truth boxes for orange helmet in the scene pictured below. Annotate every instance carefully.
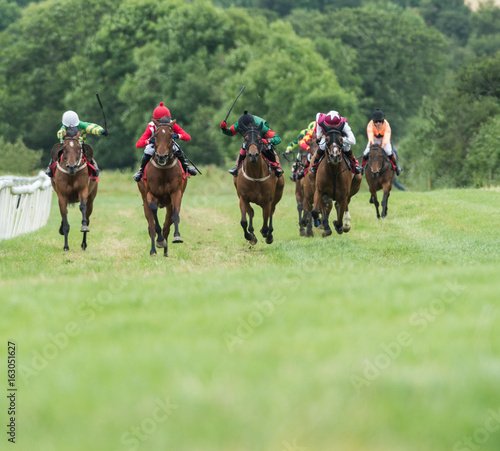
[152,102,170,120]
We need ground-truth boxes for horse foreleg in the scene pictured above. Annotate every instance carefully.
[261,203,273,244]
[343,207,352,233]
[333,198,348,234]
[239,197,256,244]
[58,197,70,251]
[79,199,89,233]
[170,191,184,244]
[369,191,381,219]
[381,184,391,218]
[312,189,324,229]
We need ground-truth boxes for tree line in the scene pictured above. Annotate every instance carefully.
[0,0,499,188]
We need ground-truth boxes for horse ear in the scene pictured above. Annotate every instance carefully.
[257,122,263,131]
[319,121,331,133]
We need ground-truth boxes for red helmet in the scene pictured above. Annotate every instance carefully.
[324,110,341,127]
[152,102,170,120]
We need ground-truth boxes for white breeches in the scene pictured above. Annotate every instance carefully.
[364,139,392,156]
[144,144,155,156]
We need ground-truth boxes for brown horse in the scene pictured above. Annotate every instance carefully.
[51,128,98,251]
[137,118,188,257]
[311,127,362,237]
[293,146,310,236]
[364,144,395,218]
[299,140,332,237]
[233,122,284,245]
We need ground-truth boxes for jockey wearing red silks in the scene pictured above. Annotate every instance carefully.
[133,102,197,182]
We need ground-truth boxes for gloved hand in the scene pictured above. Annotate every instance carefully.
[174,133,180,140]
[101,129,108,136]
[285,148,292,154]
[220,120,227,130]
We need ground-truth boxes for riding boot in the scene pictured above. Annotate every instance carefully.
[174,149,197,176]
[344,149,361,174]
[389,154,401,175]
[229,153,245,177]
[91,158,100,177]
[361,155,369,175]
[45,159,54,178]
[290,162,297,181]
[133,153,152,182]
[309,149,324,173]
[264,149,283,178]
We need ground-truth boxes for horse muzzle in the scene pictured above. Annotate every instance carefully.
[66,164,78,175]
[156,155,168,166]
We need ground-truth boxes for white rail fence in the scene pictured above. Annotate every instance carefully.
[0,171,53,241]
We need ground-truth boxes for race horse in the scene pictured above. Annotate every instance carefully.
[311,126,362,237]
[299,140,332,237]
[293,145,310,236]
[51,128,98,251]
[137,118,188,257]
[364,143,395,218]
[233,122,284,245]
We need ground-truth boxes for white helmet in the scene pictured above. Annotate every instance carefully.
[62,110,80,127]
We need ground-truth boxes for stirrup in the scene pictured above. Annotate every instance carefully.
[228,167,239,177]
[45,167,53,178]
[186,165,197,176]
[275,168,284,178]
[133,168,143,182]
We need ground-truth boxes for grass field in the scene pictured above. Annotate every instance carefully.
[1,168,500,451]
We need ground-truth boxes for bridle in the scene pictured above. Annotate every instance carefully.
[152,121,176,168]
[58,136,85,175]
[368,144,388,176]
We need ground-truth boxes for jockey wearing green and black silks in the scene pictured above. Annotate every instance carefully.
[285,120,316,181]
[220,111,284,177]
[45,110,107,178]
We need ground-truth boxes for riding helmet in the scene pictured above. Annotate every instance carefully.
[372,109,385,122]
[153,102,171,120]
[62,110,80,127]
[238,111,254,130]
[324,110,342,127]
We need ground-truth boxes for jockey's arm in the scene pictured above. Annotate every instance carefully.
[173,123,191,141]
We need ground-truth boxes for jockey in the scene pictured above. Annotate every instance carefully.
[45,110,107,178]
[220,110,283,178]
[133,102,196,182]
[362,109,401,175]
[285,120,316,181]
[309,110,361,174]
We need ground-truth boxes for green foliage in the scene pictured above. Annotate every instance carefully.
[467,115,500,186]
[0,136,43,174]
[0,0,20,31]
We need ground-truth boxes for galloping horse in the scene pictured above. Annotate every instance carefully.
[311,126,362,237]
[137,118,188,257]
[51,128,98,251]
[293,146,310,236]
[234,122,284,245]
[364,143,395,218]
[299,140,332,237]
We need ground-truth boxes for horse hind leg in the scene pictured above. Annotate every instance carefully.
[370,192,381,219]
[240,198,257,244]
[343,207,351,233]
[148,200,165,256]
[79,200,89,232]
[381,188,391,218]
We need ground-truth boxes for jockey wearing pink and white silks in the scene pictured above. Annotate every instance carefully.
[310,110,361,174]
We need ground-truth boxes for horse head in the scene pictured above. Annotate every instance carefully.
[242,122,264,164]
[62,129,83,175]
[153,118,176,166]
[321,123,343,165]
[369,144,385,176]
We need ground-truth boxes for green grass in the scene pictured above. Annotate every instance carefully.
[1,168,500,451]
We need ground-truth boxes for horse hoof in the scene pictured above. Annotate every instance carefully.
[266,236,273,244]
[313,218,321,228]
[64,247,69,251]
[300,229,306,237]
[322,229,332,237]
[80,226,89,232]
[249,234,257,245]
[150,253,157,258]
[172,236,183,244]
[156,239,167,248]
[343,225,351,233]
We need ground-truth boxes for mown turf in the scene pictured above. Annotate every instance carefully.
[1,169,499,451]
